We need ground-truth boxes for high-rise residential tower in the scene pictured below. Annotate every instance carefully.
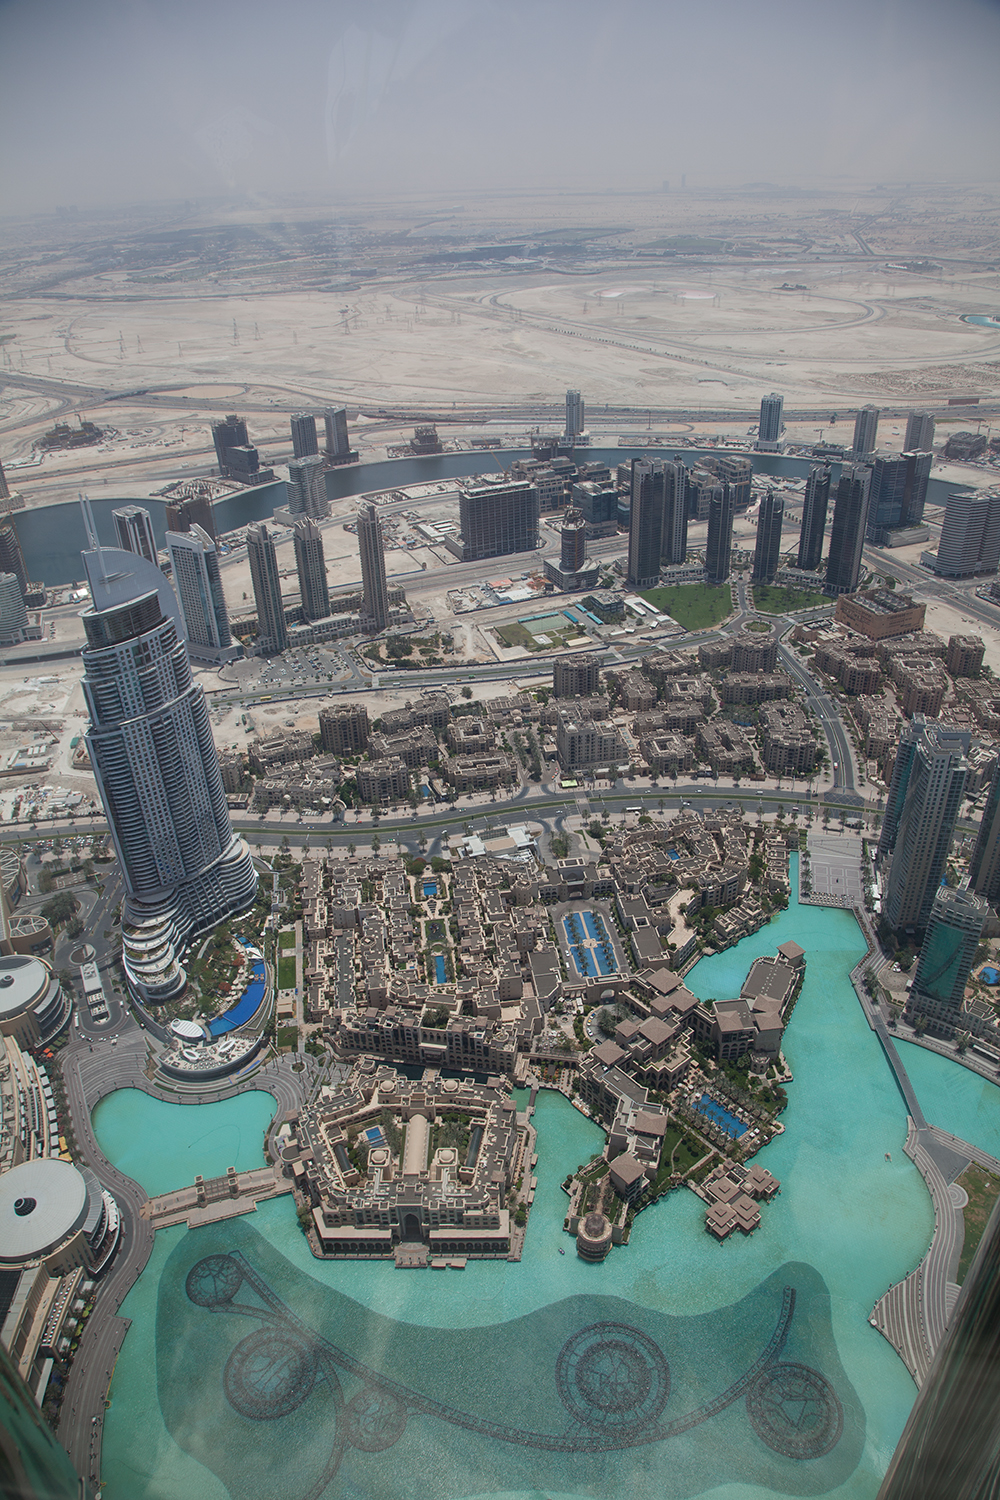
[455,479,539,563]
[969,757,1000,905]
[705,483,735,585]
[0,458,9,502]
[246,523,287,653]
[293,516,329,621]
[797,466,831,572]
[909,886,989,1025]
[166,492,217,540]
[865,450,932,543]
[560,507,587,573]
[113,505,157,563]
[627,459,666,588]
[286,454,327,519]
[82,586,256,1002]
[904,411,935,454]
[756,392,783,450]
[752,489,784,584]
[924,490,1000,578]
[565,390,585,441]
[0,574,27,645]
[852,405,880,457]
[0,519,28,599]
[878,719,970,934]
[324,408,357,465]
[825,466,871,595]
[166,524,235,663]
[211,414,248,474]
[290,412,319,459]
[357,502,389,633]
[660,460,689,566]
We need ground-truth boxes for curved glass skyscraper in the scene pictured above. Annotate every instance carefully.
[83,589,257,1002]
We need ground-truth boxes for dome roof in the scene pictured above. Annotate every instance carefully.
[0,1159,89,1262]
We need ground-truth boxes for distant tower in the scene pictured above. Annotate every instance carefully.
[825,465,871,594]
[113,505,157,563]
[969,757,1000,904]
[865,450,932,543]
[0,457,9,502]
[324,408,356,464]
[293,516,329,621]
[166,524,234,661]
[627,459,666,589]
[357,502,389,634]
[852,405,880,457]
[756,392,783,450]
[82,585,256,1002]
[752,490,784,584]
[0,574,27,645]
[211,414,248,475]
[246,523,288,653]
[904,411,935,454]
[705,482,735,585]
[290,412,319,459]
[0,518,28,598]
[798,465,831,572]
[878,719,969,934]
[560,506,587,573]
[565,390,585,442]
[286,454,327,519]
[660,460,689,566]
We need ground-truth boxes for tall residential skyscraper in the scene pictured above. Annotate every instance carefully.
[83,586,256,1002]
[865,450,932,542]
[290,412,319,458]
[878,719,970,933]
[925,489,1000,578]
[797,465,831,571]
[560,507,587,572]
[113,504,157,563]
[293,516,329,621]
[825,466,871,595]
[909,886,989,1023]
[660,460,689,566]
[456,479,539,563]
[904,410,935,453]
[286,454,327,519]
[212,414,248,473]
[166,524,234,662]
[969,757,1000,904]
[627,459,666,588]
[0,573,27,645]
[324,408,356,464]
[246,523,288,653]
[0,457,9,501]
[852,404,880,457]
[752,489,784,584]
[0,519,28,598]
[357,502,389,633]
[565,390,585,441]
[756,392,783,450]
[705,483,735,585]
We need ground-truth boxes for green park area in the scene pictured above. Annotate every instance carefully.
[956,1164,1000,1282]
[495,616,581,652]
[640,583,732,631]
[752,584,829,614]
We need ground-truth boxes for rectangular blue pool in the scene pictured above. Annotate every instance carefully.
[423,881,438,898]
[560,909,619,979]
[433,955,447,983]
[695,1093,747,1139]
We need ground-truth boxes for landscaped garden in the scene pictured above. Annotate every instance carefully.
[640,583,732,631]
[752,583,829,614]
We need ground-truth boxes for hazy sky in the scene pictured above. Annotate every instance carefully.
[1,0,999,215]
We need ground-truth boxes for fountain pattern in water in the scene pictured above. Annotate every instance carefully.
[157,1218,864,1500]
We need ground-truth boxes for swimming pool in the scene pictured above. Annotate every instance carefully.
[423,881,438,897]
[560,908,619,978]
[433,954,447,983]
[695,1093,748,1139]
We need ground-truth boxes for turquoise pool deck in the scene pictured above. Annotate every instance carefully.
[94,862,1000,1499]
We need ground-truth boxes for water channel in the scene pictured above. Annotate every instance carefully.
[93,865,1000,1499]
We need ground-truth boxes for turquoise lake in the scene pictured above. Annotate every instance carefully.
[91,1089,277,1197]
[94,865,1000,1499]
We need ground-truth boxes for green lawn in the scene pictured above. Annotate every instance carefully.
[957,1164,1000,1282]
[277,953,297,989]
[640,584,732,631]
[752,584,830,614]
[495,621,579,652]
[278,931,296,950]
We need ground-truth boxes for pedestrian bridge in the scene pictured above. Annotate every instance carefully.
[139,1165,291,1230]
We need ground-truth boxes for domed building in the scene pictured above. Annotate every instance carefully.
[0,1159,119,1277]
[0,956,70,1048]
[576,1211,613,1261]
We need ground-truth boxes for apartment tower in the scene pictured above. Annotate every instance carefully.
[166,524,234,662]
[798,465,831,572]
[705,482,736,585]
[877,719,969,933]
[852,405,880,457]
[752,490,784,584]
[290,412,319,459]
[825,466,871,595]
[293,516,329,621]
[113,505,157,563]
[357,502,390,633]
[246,523,287,653]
